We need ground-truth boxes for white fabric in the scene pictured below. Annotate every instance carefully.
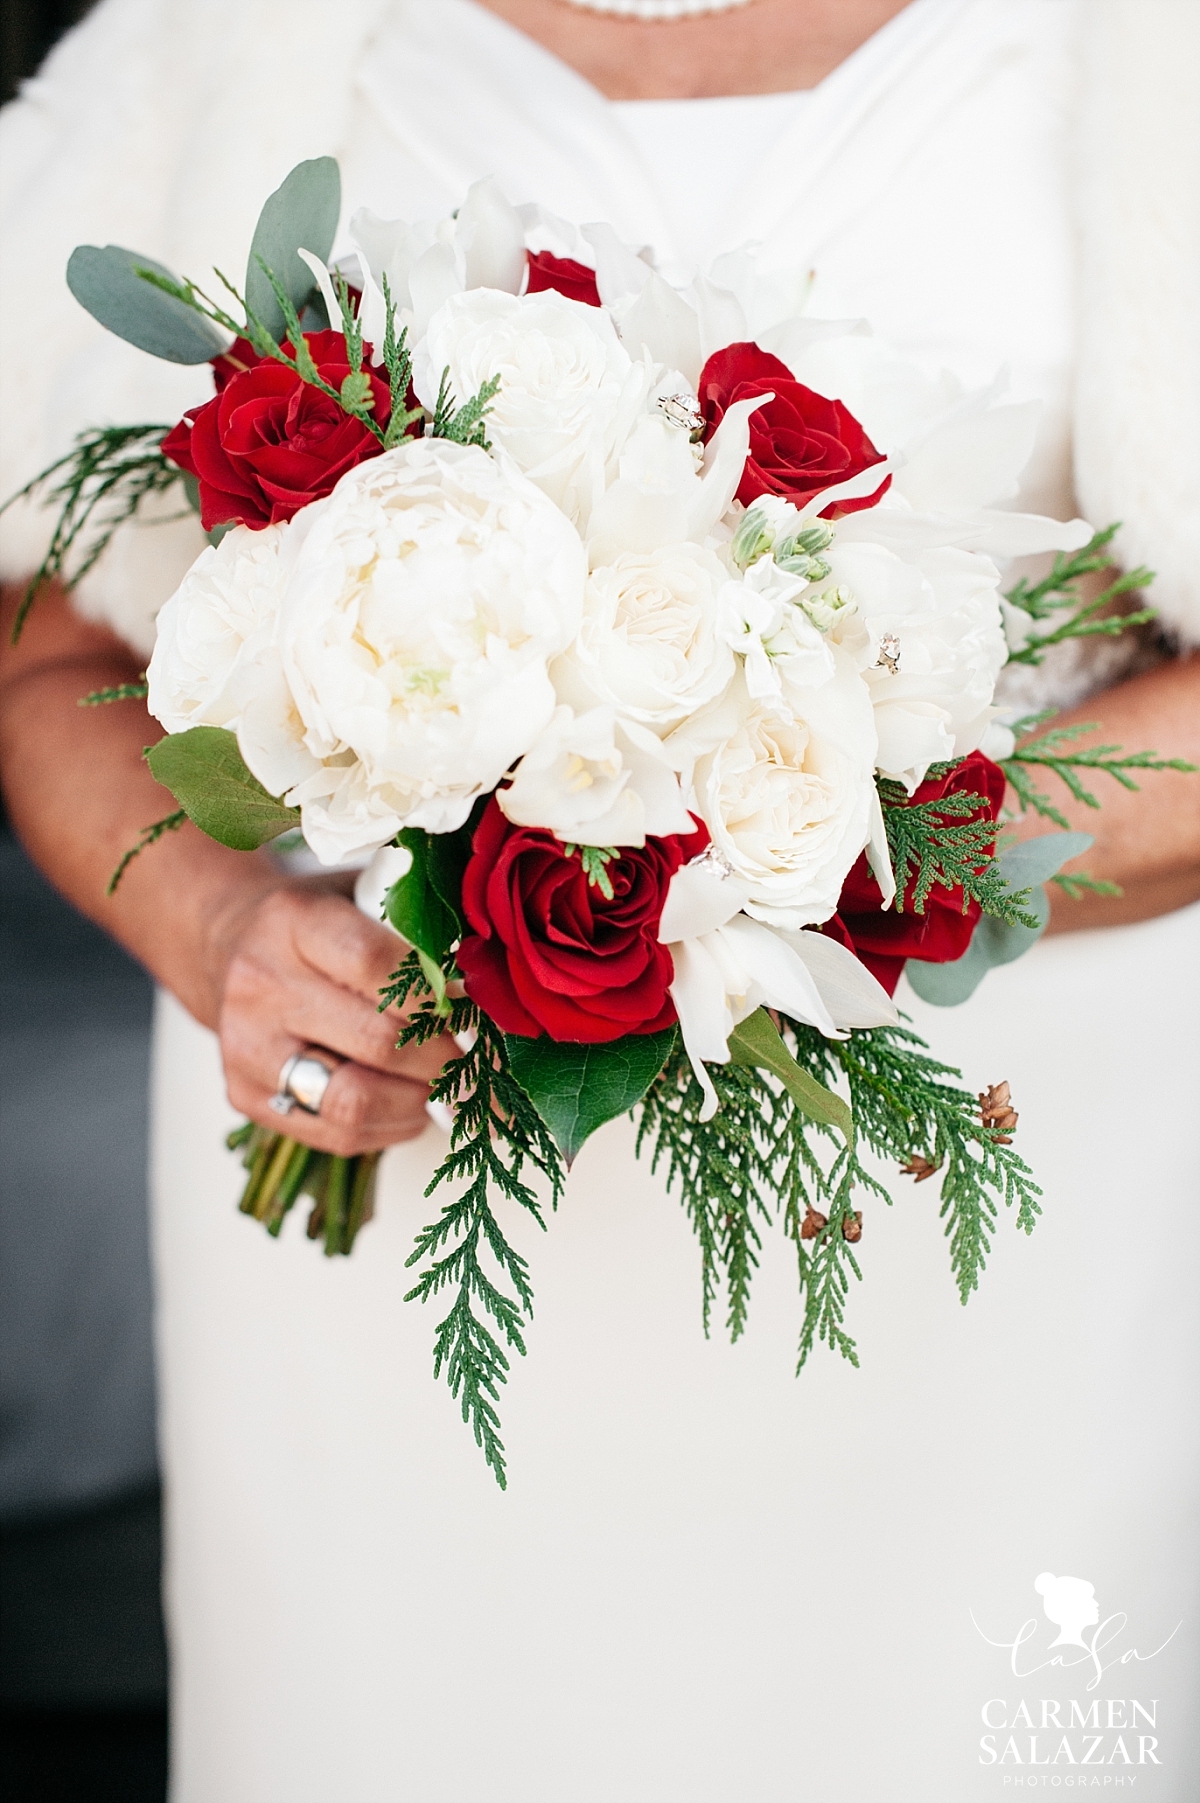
[611,90,810,272]
[2,2,1198,1797]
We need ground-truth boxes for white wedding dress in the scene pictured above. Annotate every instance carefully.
[126,2,1195,1797]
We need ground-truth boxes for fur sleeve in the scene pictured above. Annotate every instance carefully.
[0,0,393,656]
[1074,0,1200,646]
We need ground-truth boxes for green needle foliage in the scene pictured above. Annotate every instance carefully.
[80,679,150,705]
[430,367,501,449]
[1003,524,1156,667]
[381,949,565,1489]
[878,776,1038,926]
[1001,712,1196,829]
[107,807,187,895]
[2,425,179,642]
[638,1018,1041,1376]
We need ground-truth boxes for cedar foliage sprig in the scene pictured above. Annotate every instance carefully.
[1002,524,1156,666]
[638,1020,1042,1374]
[80,679,150,706]
[636,1049,779,1343]
[877,776,1038,926]
[106,807,186,895]
[1000,712,1196,829]
[381,949,565,1489]
[2,425,179,642]
[430,366,502,449]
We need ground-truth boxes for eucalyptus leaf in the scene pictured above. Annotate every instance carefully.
[66,245,228,364]
[245,157,341,342]
[727,1008,853,1144]
[505,1030,677,1167]
[906,830,1094,1006]
[996,830,1094,890]
[145,727,299,850]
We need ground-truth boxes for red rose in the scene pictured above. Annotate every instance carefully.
[162,330,391,530]
[698,342,890,516]
[456,799,708,1043]
[525,250,602,308]
[829,752,1008,995]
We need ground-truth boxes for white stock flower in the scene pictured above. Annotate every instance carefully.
[669,658,880,930]
[559,542,736,734]
[147,523,287,734]
[242,439,586,864]
[498,704,693,847]
[720,556,841,702]
[414,287,656,530]
[821,540,1009,791]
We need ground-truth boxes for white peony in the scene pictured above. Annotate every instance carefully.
[669,658,882,930]
[498,704,694,847]
[414,287,656,530]
[240,439,586,864]
[147,523,288,735]
[558,542,736,735]
[821,540,1009,790]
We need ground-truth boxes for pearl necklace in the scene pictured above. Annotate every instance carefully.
[560,0,754,19]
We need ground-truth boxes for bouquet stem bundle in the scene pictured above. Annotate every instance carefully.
[228,1121,381,1256]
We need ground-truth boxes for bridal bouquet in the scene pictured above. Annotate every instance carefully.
[12,159,1182,1483]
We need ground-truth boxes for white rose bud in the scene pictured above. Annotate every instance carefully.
[560,542,736,736]
[823,540,1009,791]
[415,287,656,530]
[669,656,880,930]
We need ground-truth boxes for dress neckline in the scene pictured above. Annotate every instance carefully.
[455,0,939,104]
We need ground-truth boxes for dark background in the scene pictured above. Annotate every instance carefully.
[2,6,170,1800]
[1,1,95,104]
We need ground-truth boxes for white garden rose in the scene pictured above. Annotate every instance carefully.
[146,523,287,735]
[414,287,656,530]
[821,540,1009,791]
[669,657,880,930]
[558,542,736,735]
[241,439,586,864]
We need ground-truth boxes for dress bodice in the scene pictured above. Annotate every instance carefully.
[345,0,1082,525]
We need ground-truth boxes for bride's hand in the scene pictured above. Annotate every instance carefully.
[210,879,458,1157]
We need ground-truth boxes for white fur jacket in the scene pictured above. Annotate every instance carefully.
[1,0,1197,655]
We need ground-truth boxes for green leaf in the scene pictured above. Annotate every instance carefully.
[504,1029,678,1167]
[726,1008,853,1145]
[383,828,460,964]
[905,831,1093,1006]
[245,157,341,343]
[66,245,229,364]
[145,726,299,850]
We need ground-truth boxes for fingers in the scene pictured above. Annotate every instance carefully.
[228,1053,432,1158]
[217,883,464,1156]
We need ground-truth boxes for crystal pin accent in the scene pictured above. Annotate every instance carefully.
[875,633,901,675]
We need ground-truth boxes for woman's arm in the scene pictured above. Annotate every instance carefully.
[0,582,449,1156]
[1023,652,1200,933]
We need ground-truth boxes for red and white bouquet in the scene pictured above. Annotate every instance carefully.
[15,159,1178,1482]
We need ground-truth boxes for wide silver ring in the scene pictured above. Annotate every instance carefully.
[268,1049,339,1117]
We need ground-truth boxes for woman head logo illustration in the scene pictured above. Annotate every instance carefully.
[1035,1572,1100,1648]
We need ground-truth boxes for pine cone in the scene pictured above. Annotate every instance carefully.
[800,1206,828,1240]
[841,1210,863,1243]
[901,1153,939,1182]
[979,1080,1019,1143]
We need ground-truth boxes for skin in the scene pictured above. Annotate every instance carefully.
[2,0,1198,1155]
